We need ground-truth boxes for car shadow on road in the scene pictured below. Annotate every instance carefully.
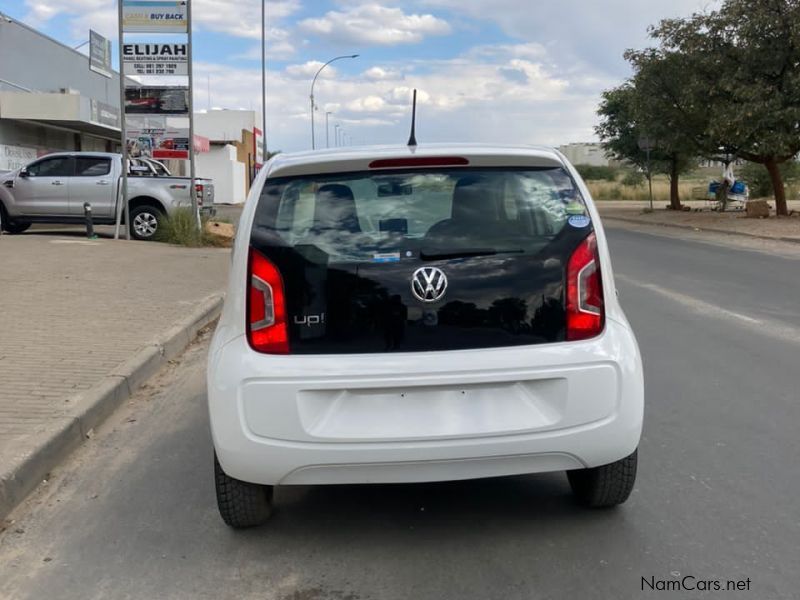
[229,473,630,544]
[21,225,118,239]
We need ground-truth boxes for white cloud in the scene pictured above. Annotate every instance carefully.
[285,61,338,79]
[192,0,299,40]
[363,66,403,81]
[23,0,300,49]
[298,4,450,46]
[421,0,719,76]
[193,42,583,153]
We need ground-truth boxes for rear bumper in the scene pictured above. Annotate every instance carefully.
[208,318,643,485]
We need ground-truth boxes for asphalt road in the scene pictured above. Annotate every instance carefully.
[1,225,799,600]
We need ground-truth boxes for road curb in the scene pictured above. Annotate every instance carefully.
[0,293,224,522]
[602,215,800,245]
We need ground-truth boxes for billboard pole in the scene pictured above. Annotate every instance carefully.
[187,0,199,230]
[115,0,130,240]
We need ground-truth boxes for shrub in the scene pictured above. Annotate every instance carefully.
[155,208,229,247]
[574,164,618,181]
[621,169,646,187]
[738,161,800,199]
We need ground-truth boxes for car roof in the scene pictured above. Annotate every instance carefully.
[33,152,119,160]
[266,143,567,179]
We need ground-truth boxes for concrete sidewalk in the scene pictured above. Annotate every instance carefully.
[0,232,229,519]
[596,200,800,243]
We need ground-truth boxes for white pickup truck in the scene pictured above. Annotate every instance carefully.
[0,152,215,240]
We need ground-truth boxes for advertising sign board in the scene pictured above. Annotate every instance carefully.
[122,0,187,33]
[254,127,264,167]
[89,30,113,78]
[125,87,189,115]
[123,43,188,76]
[127,116,190,160]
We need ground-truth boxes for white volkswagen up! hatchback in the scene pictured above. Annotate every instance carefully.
[208,144,643,528]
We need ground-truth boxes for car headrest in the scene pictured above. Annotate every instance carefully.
[314,184,361,233]
[451,176,497,222]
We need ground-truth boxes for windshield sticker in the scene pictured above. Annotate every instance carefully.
[373,252,401,263]
[568,215,591,229]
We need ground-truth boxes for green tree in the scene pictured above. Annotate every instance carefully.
[652,0,800,216]
[596,82,693,210]
[625,50,699,209]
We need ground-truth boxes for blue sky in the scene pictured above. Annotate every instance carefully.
[0,0,715,152]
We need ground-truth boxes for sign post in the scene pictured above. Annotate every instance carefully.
[117,0,195,239]
[186,0,198,229]
[115,0,130,240]
[638,136,656,212]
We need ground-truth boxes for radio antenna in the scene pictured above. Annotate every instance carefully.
[407,89,418,147]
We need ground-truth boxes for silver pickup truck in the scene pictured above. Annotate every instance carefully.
[0,152,215,240]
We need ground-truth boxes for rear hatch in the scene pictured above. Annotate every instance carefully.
[249,163,598,354]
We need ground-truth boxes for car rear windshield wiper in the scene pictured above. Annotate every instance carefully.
[419,248,524,261]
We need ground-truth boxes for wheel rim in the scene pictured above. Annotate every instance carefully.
[133,212,158,237]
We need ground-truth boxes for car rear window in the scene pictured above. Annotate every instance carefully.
[253,168,587,262]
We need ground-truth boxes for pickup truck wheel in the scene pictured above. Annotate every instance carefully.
[129,205,163,241]
[567,449,638,507]
[3,220,31,235]
[214,453,273,528]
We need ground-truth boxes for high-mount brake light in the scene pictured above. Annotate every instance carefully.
[247,247,289,354]
[566,232,605,341]
[368,156,469,169]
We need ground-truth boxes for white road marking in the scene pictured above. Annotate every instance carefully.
[50,240,102,246]
[616,273,800,345]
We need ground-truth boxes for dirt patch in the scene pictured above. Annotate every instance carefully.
[596,200,800,242]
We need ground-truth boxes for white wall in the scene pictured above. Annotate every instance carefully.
[196,144,246,204]
[194,110,256,143]
[558,143,611,167]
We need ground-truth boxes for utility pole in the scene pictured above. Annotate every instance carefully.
[325,111,332,148]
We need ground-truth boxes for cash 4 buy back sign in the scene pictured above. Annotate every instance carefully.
[122,0,187,33]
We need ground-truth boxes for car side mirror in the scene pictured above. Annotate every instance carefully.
[18,168,29,178]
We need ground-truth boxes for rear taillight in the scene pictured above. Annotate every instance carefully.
[195,183,204,206]
[566,232,604,341]
[247,247,289,354]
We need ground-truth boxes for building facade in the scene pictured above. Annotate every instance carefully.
[557,143,614,167]
[0,12,123,170]
[194,110,260,204]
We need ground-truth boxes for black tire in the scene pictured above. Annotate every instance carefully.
[129,204,164,241]
[0,203,30,234]
[567,449,638,507]
[214,454,273,528]
[3,220,31,234]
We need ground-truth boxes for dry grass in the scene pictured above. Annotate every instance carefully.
[586,171,799,203]
[586,178,699,202]
[155,208,232,247]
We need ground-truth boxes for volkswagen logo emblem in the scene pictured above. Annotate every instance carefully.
[411,267,448,303]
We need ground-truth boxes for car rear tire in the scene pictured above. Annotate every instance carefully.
[129,205,163,241]
[567,449,638,507]
[214,454,273,528]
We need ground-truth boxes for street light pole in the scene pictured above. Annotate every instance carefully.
[261,0,267,166]
[325,111,332,148]
[334,124,340,147]
[310,54,358,150]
